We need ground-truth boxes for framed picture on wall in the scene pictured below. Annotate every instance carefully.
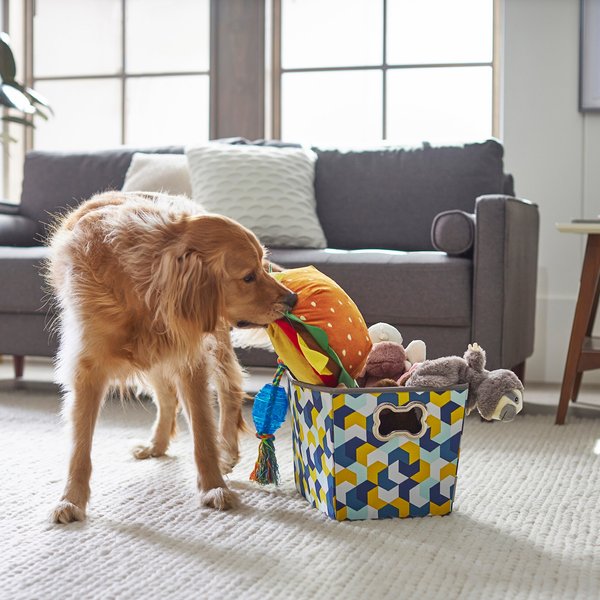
[580,0,600,111]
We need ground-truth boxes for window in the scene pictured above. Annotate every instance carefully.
[272,0,496,146]
[1,0,496,202]
[32,0,210,151]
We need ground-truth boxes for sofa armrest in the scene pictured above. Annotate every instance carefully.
[0,201,20,215]
[472,194,539,370]
[0,213,40,246]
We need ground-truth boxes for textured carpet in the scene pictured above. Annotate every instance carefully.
[1,386,599,600]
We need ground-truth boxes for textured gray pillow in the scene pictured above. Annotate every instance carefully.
[431,210,475,255]
[186,143,327,249]
[122,153,192,197]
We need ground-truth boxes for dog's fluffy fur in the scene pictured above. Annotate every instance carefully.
[47,191,294,524]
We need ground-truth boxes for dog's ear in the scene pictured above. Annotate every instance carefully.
[177,248,225,331]
[148,246,224,332]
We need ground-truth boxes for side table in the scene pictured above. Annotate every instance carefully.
[555,222,600,424]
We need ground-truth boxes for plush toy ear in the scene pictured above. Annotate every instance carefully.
[405,339,426,365]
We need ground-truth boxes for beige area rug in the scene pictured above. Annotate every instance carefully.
[1,385,599,600]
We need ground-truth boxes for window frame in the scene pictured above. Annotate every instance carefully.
[269,0,501,142]
[27,0,211,150]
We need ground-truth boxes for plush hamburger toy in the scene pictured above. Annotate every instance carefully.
[267,266,372,387]
[249,266,372,485]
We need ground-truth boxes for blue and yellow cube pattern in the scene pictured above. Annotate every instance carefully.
[290,380,468,521]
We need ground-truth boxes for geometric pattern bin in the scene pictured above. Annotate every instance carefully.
[288,377,468,521]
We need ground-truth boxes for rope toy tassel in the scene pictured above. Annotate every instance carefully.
[250,434,279,485]
[249,361,288,485]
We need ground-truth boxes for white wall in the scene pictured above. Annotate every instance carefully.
[503,0,600,383]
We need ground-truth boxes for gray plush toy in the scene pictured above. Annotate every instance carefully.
[403,343,524,421]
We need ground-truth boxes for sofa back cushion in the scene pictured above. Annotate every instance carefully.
[313,139,507,251]
[20,146,183,239]
[186,142,327,248]
[19,138,294,241]
[122,152,192,197]
[21,138,510,250]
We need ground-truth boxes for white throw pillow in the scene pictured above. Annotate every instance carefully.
[122,153,192,197]
[185,143,327,249]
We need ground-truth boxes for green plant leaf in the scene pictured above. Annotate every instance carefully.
[33,106,49,121]
[0,33,17,82]
[0,83,36,114]
[26,87,53,114]
[0,32,52,128]
[1,115,35,128]
[11,81,53,114]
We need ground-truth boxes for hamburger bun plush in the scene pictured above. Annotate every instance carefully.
[267,266,372,387]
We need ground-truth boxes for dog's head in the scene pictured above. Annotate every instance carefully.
[158,214,295,332]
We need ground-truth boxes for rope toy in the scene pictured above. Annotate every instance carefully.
[249,360,288,485]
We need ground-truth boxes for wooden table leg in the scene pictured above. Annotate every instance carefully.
[13,355,24,379]
[556,235,600,424]
[572,279,600,402]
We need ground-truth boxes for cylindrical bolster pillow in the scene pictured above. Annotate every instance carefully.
[431,210,475,255]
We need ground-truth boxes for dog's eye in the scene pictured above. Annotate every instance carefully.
[243,273,256,283]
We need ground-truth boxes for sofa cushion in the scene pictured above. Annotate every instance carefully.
[186,143,327,248]
[313,139,506,252]
[0,246,50,314]
[20,146,184,238]
[269,248,472,327]
[122,152,192,197]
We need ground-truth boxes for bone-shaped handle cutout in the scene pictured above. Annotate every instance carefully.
[373,402,428,441]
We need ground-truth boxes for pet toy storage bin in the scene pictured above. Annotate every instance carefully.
[287,377,469,521]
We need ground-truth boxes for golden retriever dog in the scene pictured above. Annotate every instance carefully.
[47,191,296,524]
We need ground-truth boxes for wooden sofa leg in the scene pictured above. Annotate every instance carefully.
[512,361,525,383]
[13,355,24,379]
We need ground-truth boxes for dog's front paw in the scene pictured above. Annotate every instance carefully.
[51,500,86,524]
[199,486,240,510]
[132,443,166,460]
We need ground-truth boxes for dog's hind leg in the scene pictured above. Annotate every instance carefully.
[212,328,247,475]
[51,361,108,524]
[132,370,178,459]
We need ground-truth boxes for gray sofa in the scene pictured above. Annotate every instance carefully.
[0,139,539,379]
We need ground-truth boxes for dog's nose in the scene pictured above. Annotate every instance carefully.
[283,292,298,309]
